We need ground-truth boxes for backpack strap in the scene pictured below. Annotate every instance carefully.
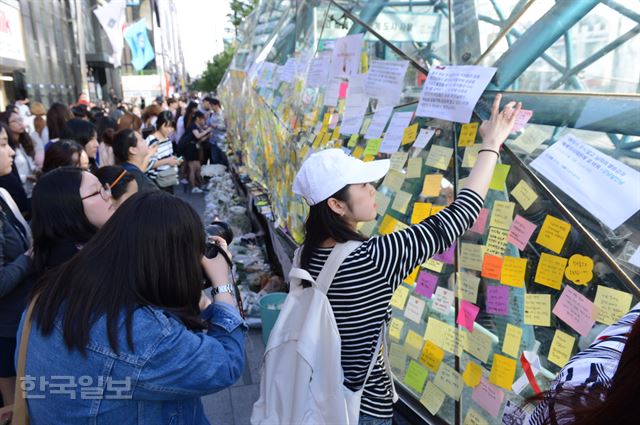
[313,241,363,294]
[361,322,397,401]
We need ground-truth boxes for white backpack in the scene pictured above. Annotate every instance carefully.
[251,241,394,425]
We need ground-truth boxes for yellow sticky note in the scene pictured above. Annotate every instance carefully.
[460,328,493,364]
[489,201,515,230]
[352,145,364,159]
[457,272,480,303]
[405,330,425,358]
[363,138,382,156]
[460,243,486,272]
[462,361,482,387]
[363,155,375,162]
[389,317,405,341]
[424,318,461,356]
[321,112,331,129]
[360,117,372,135]
[404,360,429,393]
[564,254,594,286]
[404,266,420,285]
[594,285,633,325]
[464,409,489,425]
[425,145,454,171]
[434,362,464,401]
[402,123,419,145]
[331,126,341,140]
[501,256,527,288]
[458,122,479,147]
[548,329,575,367]
[421,174,443,197]
[419,340,445,372]
[407,157,422,179]
[489,353,517,390]
[489,164,511,191]
[502,324,523,358]
[424,258,444,273]
[321,132,331,146]
[536,215,571,254]
[411,203,432,224]
[511,180,538,210]
[312,131,326,148]
[381,169,406,192]
[347,133,359,148]
[462,144,481,168]
[524,293,551,326]
[358,220,376,237]
[389,343,408,371]
[375,191,391,216]
[534,252,568,290]
[379,214,398,235]
[485,227,509,257]
[391,190,412,214]
[390,285,410,309]
[389,151,409,171]
[420,380,446,416]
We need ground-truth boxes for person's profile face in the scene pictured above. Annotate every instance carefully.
[0,129,15,176]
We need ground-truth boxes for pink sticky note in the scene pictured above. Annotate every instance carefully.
[339,81,349,98]
[457,300,480,332]
[472,378,505,418]
[486,285,509,316]
[415,271,438,299]
[433,242,456,264]
[552,285,596,337]
[511,109,533,133]
[508,215,537,251]
[469,208,489,234]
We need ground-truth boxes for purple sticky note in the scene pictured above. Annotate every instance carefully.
[486,285,509,316]
[433,242,456,264]
[511,109,533,133]
[457,300,480,332]
[472,378,505,418]
[339,81,349,98]
[508,215,537,251]
[415,271,438,299]
[469,208,489,234]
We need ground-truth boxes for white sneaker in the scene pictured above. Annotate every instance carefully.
[191,187,203,194]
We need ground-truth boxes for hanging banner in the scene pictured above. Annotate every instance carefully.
[124,18,155,71]
[93,0,126,67]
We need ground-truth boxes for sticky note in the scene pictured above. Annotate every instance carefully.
[434,362,464,401]
[381,169,405,192]
[404,295,426,323]
[536,215,571,254]
[489,353,517,390]
[486,285,509,316]
[321,112,331,128]
[462,144,482,168]
[511,109,533,132]
[548,329,575,368]
[391,190,413,214]
[389,343,408,371]
[432,287,455,315]
[404,266,420,285]
[485,227,509,256]
[469,208,489,234]
[378,214,399,235]
[457,272,480,303]
[411,202,432,224]
[363,138,382,156]
[389,151,409,171]
[389,317,405,341]
[458,122,479,147]
[460,327,493,364]
[420,381,446,416]
[534,253,568,290]
[564,254,594,286]
[312,131,326,148]
[433,242,456,265]
[463,361,483,387]
[524,293,551,326]
[489,164,511,191]
[352,145,364,159]
[431,205,445,215]
[402,123,419,145]
[421,174,443,197]
[358,220,376,237]
[425,145,454,171]
[404,330,425,358]
[472,378,505,418]
[593,285,633,325]
[347,133,359,147]
[481,254,503,280]
[552,285,596,337]
[502,324,523,358]
[424,318,460,356]
[424,258,445,273]
[419,340,445,372]
[375,191,391,216]
[464,409,489,425]
[390,285,410,309]
[321,132,331,146]
[508,215,537,251]
[416,271,438,299]
[511,180,538,210]
[500,256,527,288]
[457,300,480,332]
[407,157,422,178]
[489,201,515,230]
[461,243,485,271]
[331,126,341,140]
[404,360,429,393]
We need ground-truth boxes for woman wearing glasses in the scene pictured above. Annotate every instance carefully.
[95,166,138,209]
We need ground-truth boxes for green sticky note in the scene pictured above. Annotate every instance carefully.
[489,163,511,191]
[363,138,382,156]
[347,134,359,148]
[403,359,429,393]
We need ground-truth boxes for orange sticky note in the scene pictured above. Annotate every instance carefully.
[419,340,445,372]
[500,257,527,288]
[481,254,503,280]
[352,145,364,159]
[431,205,445,215]
[489,354,517,390]
[458,122,479,147]
[534,252,568,290]
[379,215,399,235]
[536,215,571,254]
[421,174,443,197]
[411,203,432,224]
[404,266,420,285]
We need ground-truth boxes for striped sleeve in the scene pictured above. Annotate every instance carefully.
[366,188,484,289]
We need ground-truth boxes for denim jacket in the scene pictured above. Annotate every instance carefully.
[16,301,247,424]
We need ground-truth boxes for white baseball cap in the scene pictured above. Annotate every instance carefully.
[292,148,390,206]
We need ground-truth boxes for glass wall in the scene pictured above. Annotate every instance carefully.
[219,1,640,424]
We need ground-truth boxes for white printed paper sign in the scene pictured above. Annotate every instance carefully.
[530,133,640,230]
[329,34,364,79]
[366,60,409,106]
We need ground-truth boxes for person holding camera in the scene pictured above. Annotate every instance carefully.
[15,191,246,423]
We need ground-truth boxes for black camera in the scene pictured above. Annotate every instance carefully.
[203,221,233,290]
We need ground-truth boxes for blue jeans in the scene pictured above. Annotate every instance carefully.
[209,142,227,166]
[359,412,393,425]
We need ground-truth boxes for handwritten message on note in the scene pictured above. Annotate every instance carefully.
[486,285,509,316]
[500,256,527,288]
[421,174,443,197]
[457,300,480,332]
[534,253,568,290]
[434,362,464,400]
[404,359,429,393]
[511,180,538,210]
[432,286,455,315]
[404,295,427,323]
[463,361,483,387]
[457,272,480,303]
[489,354,517,390]
[490,201,515,230]
[593,285,633,325]
[458,122,479,147]
[413,127,436,149]
[548,329,575,367]
[485,227,509,256]
[524,293,551,326]
[536,215,571,254]
[481,254,503,280]
[425,145,454,171]
[472,378,505,418]
[421,381,446,415]
[552,285,595,336]
[415,271,438,299]
[420,339,445,372]
[502,324,523,358]
[508,215,537,251]
[390,285,410,309]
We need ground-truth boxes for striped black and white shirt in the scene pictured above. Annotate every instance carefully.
[527,303,640,425]
[307,188,484,418]
[145,135,176,181]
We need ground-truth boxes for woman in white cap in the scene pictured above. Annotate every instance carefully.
[292,94,521,424]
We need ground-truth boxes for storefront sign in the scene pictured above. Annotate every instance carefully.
[0,0,26,65]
